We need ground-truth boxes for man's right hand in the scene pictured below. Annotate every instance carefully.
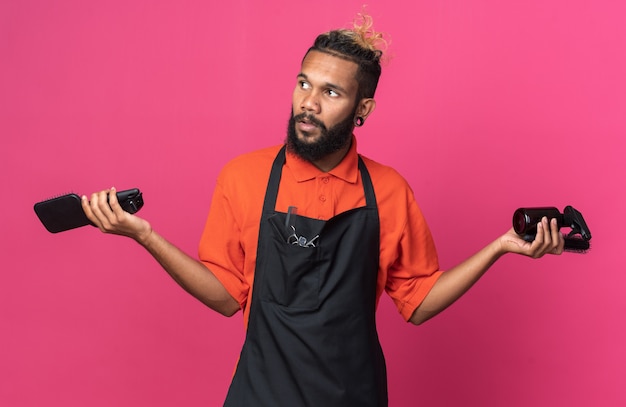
[81,187,153,244]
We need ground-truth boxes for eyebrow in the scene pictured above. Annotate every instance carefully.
[297,73,349,94]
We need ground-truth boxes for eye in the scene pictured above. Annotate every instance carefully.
[327,89,340,97]
[299,80,311,90]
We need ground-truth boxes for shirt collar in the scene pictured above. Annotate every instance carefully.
[285,135,359,184]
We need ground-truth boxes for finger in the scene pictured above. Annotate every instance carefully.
[532,217,547,246]
[551,221,565,255]
[107,186,124,215]
[539,218,556,255]
[91,190,108,213]
[558,230,565,252]
[537,218,562,256]
[108,186,118,205]
[549,218,561,253]
[90,190,115,229]
[551,241,564,254]
[541,217,555,250]
[530,217,552,257]
[81,194,99,226]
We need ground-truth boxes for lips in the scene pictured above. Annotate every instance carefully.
[297,116,320,133]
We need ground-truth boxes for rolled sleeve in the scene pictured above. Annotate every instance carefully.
[198,181,249,310]
[383,187,443,321]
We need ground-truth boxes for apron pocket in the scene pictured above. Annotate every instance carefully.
[263,214,322,309]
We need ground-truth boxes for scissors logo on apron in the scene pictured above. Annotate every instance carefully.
[287,225,319,247]
[284,205,319,247]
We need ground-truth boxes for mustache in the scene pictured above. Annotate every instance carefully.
[292,112,327,131]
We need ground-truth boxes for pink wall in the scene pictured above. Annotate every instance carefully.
[2,1,624,406]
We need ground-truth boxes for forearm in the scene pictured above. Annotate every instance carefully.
[82,188,239,316]
[409,239,505,325]
[137,230,240,316]
[409,218,564,325]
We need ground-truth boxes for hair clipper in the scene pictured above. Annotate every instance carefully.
[512,206,592,253]
[34,188,144,233]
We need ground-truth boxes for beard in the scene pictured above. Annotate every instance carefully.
[286,107,356,162]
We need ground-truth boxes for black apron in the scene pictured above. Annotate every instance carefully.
[224,146,387,406]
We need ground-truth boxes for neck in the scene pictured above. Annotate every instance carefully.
[311,140,351,172]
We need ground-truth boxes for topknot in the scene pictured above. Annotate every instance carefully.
[346,11,388,62]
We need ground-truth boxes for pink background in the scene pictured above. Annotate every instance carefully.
[2,0,624,406]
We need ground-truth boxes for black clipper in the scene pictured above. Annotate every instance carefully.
[34,188,144,233]
[513,206,592,253]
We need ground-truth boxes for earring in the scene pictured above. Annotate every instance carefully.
[354,116,365,127]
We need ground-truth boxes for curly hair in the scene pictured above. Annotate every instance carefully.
[306,11,388,100]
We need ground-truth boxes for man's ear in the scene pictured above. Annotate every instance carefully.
[357,98,377,120]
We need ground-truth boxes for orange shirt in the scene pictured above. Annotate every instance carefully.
[198,137,442,327]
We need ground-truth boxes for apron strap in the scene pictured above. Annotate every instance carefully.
[358,155,377,209]
[262,146,286,214]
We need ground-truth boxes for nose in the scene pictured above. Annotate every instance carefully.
[300,91,321,114]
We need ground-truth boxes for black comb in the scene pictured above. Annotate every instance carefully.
[34,188,143,233]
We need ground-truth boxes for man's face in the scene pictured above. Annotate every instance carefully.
[287,50,360,162]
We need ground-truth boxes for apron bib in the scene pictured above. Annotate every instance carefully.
[224,146,387,406]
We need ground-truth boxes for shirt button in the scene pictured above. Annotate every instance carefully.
[319,195,326,202]
[322,177,330,184]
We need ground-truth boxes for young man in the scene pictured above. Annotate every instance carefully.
[82,14,564,407]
